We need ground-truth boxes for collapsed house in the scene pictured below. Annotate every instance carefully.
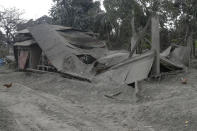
[14,24,191,85]
[14,24,107,75]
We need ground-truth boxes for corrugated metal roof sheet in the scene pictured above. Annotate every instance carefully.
[58,31,106,48]
[96,51,155,84]
[16,29,30,34]
[14,40,36,46]
[16,25,73,34]
[28,24,87,75]
[50,25,73,31]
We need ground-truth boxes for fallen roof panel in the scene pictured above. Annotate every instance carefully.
[160,45,190,71]
[58,31,106,48]
[50,25,73,31]
[14,40,36,46]
[160,56,184,70]
[170,46,190,66]
[96,50,155,84]
[17,25,73,34]
[28,24,87,75]
[16,29,30,34]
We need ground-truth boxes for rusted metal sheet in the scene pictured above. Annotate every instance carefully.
[18,51,29,69]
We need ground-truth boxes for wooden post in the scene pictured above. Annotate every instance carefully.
[29,48,32,68]
[17,47,20,70]
[135,81,139,95]
[187,32,193,67]
[193,41,195,58]
[151,15,160,76]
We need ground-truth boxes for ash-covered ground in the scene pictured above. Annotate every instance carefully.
[0,64,197,131]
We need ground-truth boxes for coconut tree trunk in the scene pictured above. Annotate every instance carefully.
[151,15,160,76]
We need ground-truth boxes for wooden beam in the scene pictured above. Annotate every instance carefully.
[25,68,92,83]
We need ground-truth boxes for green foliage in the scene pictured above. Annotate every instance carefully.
[103,0,149,49]
[50,0,101,31]
[195,41,197,48]
[50,0,197,50]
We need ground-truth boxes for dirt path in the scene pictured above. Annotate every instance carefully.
[1,66,197,130]
[0,83,118,131]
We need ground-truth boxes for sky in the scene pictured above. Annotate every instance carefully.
[0,0,104,20]
[0,0,53,20]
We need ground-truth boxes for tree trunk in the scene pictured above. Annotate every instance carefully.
[129,17,151,57]
[151,15,160,76]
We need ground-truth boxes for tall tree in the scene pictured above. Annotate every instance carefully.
[0,8,24,44]
[50,0,102,30]
[102,0,182,51]
[173,0,197,43]
[17,15,53,31]
[103,0,150,50]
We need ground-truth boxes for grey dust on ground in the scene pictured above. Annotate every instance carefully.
[0,66,197,131]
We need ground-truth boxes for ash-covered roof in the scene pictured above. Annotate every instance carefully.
[14,40,36,47]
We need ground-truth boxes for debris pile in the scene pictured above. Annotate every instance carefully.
[14,24,107,79]
[13,24,191,84]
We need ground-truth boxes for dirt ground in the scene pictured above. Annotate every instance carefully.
[1,63,197,131]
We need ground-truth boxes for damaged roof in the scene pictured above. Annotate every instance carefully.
[160,45,191,70]
[15,24,108,78]
[14,40,36,47]
[16,25,73,34]
[15,24,164,84]
[58,30,105,48]
[28,24,87,74]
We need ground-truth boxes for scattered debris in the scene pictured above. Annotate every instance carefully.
[185,120,189,124]
[14,24,156,84]
[104,92,122,99]
[185,120,189,127]
[13,24,191,84]
[5,56,15,63]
